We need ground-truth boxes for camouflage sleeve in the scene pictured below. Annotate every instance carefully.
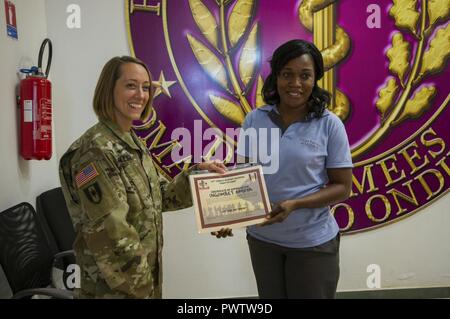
[160,169,193,212]
[74,148,153,298]
[59,150,81,228]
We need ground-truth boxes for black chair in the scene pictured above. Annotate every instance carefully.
[36,188,75,257]
[0,202,73,298]
[36,187,76,290]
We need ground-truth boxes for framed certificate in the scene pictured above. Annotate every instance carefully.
[189,165,271,233]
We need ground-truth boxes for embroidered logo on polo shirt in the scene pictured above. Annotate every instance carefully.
[298,138,320,151]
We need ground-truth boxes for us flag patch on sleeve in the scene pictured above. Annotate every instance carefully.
[75,163,99,189]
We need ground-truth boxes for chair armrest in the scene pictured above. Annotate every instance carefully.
[53,250,75,261]
[52,250,75,270]
[51,250,76,289]
[12,287,74,299]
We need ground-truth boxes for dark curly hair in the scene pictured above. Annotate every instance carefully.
[262,39,331,119]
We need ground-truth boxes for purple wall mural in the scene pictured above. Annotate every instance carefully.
[126,0,449,233]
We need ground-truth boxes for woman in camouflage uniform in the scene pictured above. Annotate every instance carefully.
[59,56,225,298]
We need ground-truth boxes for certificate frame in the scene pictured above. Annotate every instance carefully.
[189,165,271,233]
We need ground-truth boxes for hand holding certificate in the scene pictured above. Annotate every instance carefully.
[189,165,271,233]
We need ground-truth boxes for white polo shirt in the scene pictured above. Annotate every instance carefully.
[237,105,353,248]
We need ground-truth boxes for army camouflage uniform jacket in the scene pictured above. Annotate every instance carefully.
[59,119,193,299]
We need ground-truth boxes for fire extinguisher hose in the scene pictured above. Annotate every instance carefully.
[38,38,52,78]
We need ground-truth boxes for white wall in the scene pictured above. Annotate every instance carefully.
[340,194,450,291]
[0,0,58,298]
[2,0,447,298]
[44,0,131,159]
[0,1,60,209]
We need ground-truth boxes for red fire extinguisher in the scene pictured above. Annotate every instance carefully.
[19,38,53,160]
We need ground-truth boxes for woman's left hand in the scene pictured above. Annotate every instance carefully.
[259,200,296,226]
[196,160,227,174]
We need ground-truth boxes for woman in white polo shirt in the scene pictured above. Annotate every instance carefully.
[217,39,353,299]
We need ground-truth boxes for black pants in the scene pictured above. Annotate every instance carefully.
[247,233,340,299]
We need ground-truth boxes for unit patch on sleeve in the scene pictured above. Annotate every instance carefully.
[83,182,103,204]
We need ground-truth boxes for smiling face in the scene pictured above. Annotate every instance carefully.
[276,54,315,117]
[112,62,151,132]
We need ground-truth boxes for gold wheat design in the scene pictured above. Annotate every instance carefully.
[352,0,450,158]
[187,0,261,125]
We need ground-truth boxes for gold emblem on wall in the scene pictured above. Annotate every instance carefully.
[187,0,352,125]
[353,0,450,158]
[299,0,351,121]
